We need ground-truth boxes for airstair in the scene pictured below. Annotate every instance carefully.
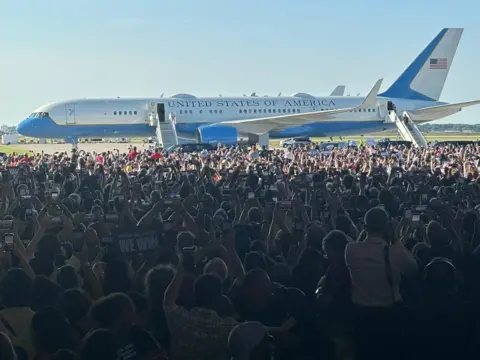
[148,102,179,149]
[386,111,428,147]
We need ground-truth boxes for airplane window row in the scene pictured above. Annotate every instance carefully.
[113,111,138,115]
[179,109,224,115]
[350,108,376,112]
[240,108,302,114]
[174,107,376,116]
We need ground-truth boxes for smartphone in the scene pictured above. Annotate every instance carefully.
[421,194,428,204]
[25,209,33,219]
[0,220,13,230]
[164,199,172,206]
[105,214,118,222]
[84,214,96,222]
[51,217,62,225]
[278,201,291,210]
[3,233,14,251]
[248,192,254,199]
[293,221,304,232]
[412,214,420,223]
[182,247,196,273]
[51,191,59,200]
[405,210,412,220]
[272,197,277,203]
[222,221,232,233]
[163,220,174,232]
[72,231,84,252]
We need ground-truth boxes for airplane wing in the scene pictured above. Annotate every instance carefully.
[330,85,346,96]
[409,100,480,116]
[216,79,383,134]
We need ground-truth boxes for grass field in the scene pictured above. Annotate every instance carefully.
[9,132,480,154]
[268,132,480,147]
[0,145,29,155]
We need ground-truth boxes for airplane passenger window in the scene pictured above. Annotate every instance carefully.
[200,110,203,114]
[373,109,376,112]
[219,110,222,114]
[367,109,371,112]
[129,111,132,115]
[134,111,137,115]
[239,110,242,113]
[180,110,183,114]
[209,110,212,114]
[189,110,193,114]
[214,110,217,114]
[297,109,300,112]
[249,109,252,113]
[268,109,271,113]
[273,109,276,113]
[124,111,127,115]
[114,111,117,115]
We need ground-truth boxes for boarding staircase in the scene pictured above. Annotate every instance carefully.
[148,103,179,149]
[386,111,428,147]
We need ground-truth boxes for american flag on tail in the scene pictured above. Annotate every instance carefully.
[430,58,448,69]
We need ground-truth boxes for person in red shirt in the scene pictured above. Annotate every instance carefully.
[151,148,163,160]
[128,147,138,160]
[18,154,31,163]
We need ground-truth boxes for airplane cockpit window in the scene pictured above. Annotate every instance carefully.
[29,112,49,118]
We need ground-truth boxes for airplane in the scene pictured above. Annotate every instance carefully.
[16,28,480,146]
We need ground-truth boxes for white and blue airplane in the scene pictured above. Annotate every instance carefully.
[16,28,480,145]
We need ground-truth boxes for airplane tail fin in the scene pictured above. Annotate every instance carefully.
[330,85,345,96]
[379,28,463,102]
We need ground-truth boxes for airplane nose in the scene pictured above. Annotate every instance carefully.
[16,118,29,135]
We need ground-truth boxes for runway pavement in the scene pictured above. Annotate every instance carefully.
[14,142,154,155]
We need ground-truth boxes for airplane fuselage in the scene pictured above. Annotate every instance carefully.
[16,95,449,140]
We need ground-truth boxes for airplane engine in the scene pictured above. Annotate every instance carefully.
[195,125,239,145]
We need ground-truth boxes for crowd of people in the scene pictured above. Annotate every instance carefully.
[1,141,480,360]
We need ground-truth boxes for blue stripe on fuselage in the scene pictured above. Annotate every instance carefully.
[16,116,155,138]
[16,116,392,140]
[176,121,391,138]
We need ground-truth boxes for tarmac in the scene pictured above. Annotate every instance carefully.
[12,142,153,155]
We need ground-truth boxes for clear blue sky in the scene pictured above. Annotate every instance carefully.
[0,0,478,125]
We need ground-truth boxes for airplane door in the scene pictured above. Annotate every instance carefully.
[65,104,76,124]
[377,102,387,118]
[157,103,166,123]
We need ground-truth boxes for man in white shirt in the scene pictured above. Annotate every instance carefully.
[284,147,294,161]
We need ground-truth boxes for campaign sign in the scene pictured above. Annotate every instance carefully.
[102,229,161,258]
